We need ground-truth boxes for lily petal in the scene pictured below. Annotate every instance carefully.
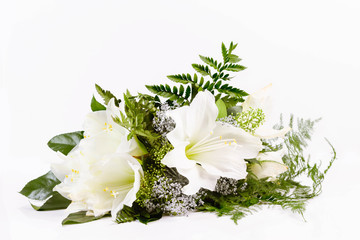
[179,165,219,195]
[167,91,218,144]
[111,157,143,219]
[162,142,197,170]
[212,122,263,159]
[242,83,272,117]
[254,125,291,139]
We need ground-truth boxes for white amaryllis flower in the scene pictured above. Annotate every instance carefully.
[250,150,288,180]
[51,98,144,219]
[162,91,263,195]
[242,84,291,139]
[81,98,144,158]
[52,152,142,219]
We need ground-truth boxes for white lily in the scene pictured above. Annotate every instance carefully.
[51,98,144,219]
[250,150,288,180]
[242,84,291,139]
[162,91,263,195]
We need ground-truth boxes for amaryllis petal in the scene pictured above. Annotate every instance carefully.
[179,165,219,195]
[167,90,218,145]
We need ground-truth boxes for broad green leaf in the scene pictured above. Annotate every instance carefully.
[215,99,227,119]
[91,95,106,112]
[47,131,84,155]
[31,192,71,211]
[164,167,189,187]
[20,171,60,200]
[62,211,109,225]
[20,171,71,211]
[116,205,137,223]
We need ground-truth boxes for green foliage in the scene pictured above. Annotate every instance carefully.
[31,192,71,211]
[117,138,173,224]
[146,42,248,108]
[136,139,173,207]
[20,171,71,211]
[192,64,211,76]
[47,131,84,155]
[62,211,110,225]
[146,84,191,105]
[95,84,121,106]
[198,115,336,223]
[277,115,336,197]
[20,171,61,200]
[113,91,160,142]
[90,95,106,111]
[116,203,163,224]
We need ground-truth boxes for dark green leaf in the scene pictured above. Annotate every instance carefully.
[20,171,60,200]
[90,95,106,112]
[62,211,109,225]
[203,81,210,89]
[179,85,184,96]
[116,205,137,223]
[31,191,71,211]
[47,131,84,155]
[164,167,189,187]
[185,85,191,99]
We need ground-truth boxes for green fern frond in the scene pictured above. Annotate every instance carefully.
[217,84,248,99]
[199,55,220,71]
[145,84,189,104]
[167,74,193,84]
[192,64,211,76]
[146,42,247,104]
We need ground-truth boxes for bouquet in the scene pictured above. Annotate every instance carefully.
[20,42,336,225]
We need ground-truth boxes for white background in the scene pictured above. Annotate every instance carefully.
[1,0,360,239]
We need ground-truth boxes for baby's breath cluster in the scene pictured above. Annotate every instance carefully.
[143,176,203,215]
[152,103,176,136]
[215,177,238,195]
